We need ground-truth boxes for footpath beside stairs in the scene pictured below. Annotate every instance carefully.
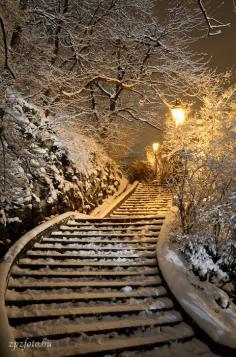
[1,183,218,356]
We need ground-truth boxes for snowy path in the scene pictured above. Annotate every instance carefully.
[5,183,217,356]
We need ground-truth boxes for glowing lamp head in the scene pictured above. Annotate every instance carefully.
[171,101,185,127]
[152,142,160,152]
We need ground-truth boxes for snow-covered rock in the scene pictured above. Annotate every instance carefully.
[0,94,123,256]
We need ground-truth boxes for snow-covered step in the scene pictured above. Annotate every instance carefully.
[11,267,159,277]
[73,216,166,221]
[14,310,182,339]
[6,286,167,302]
[59,225,161,231]
[8,276,161,289]
[17,258,158,267]
[33,243,157,251]
[127,196,170,198]
[112,210,168,213]
[114,207,168,211]
[8,297,173,319]
[50,231,160,237]
[125,195,169,197]
[111,211,167,214]
[72,216,164,222]
[117,203,169,206]
[41,238,158,245]
[25,251,156,259]
[66,220,164,227]
[111,213,167,217]
[25,323,193,357]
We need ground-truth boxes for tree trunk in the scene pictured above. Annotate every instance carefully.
[110,98,116,111]
[10,25,22,49]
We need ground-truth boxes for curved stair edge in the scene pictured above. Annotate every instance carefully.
[0,181,138,356]
[92,181,139,218]
[0,211,91,357]
[157,206,236,349]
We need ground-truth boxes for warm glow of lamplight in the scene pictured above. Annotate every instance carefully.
[152,142,160,152]
[171,107,185,127]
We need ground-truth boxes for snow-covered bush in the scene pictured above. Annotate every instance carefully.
[129,160,154,182]
[176,234,234,283]
[163,83,236,284]
[0,92,123,256]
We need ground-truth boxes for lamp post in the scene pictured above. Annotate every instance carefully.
[152,142,160,178]
[171,100,186,127]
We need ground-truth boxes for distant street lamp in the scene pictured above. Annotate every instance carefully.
[171,100,186,127]
[152,142,160,153]
[152,142,160,177]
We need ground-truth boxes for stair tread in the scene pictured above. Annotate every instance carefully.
[23,323,193,356]
[41,238,158,244]
[11,267,159,277]
[17,258,158,267]
[8,276,161,289]
[6,286,167,302]
[8,297,173,319]
[14,310,182,339]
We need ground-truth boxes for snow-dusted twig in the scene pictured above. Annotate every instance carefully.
[62,75,138,97]
[198,0,231,36]
[233,0,236,12]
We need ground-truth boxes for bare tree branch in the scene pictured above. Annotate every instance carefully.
[198,0,231,36]
[114,108,162,131]
[62,75,138,97]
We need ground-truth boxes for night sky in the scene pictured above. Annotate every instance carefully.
[194,1,236,74]
[128,1,236,163]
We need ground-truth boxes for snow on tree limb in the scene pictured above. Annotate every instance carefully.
[0,0,225,158]
[62,75,138,97]
[198,0,231,36]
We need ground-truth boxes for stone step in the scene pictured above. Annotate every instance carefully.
[11,267,159,277]
[14,310,182,339]
[6,286,167,302]
[59,225,161,232]
[8,297,174,319]
[26,251,156,259]
[66,220,163,227]
[33,243,157,251]
[50,232,160,237]
[17,258,158,267]
[8,276,161,289]
[41,238,158,244]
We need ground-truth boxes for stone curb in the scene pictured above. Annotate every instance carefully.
[94,181,139,218]
[157,207,236,349]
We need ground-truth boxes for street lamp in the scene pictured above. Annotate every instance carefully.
[152,142,160,178]
[171,100,186,127]
[152,142,160,153]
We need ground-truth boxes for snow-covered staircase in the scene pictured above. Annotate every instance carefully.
[3,183,216,356]
[110,183,171,217]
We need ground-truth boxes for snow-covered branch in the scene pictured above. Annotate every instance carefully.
[198,0,231,36]
[62,75,138,97]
